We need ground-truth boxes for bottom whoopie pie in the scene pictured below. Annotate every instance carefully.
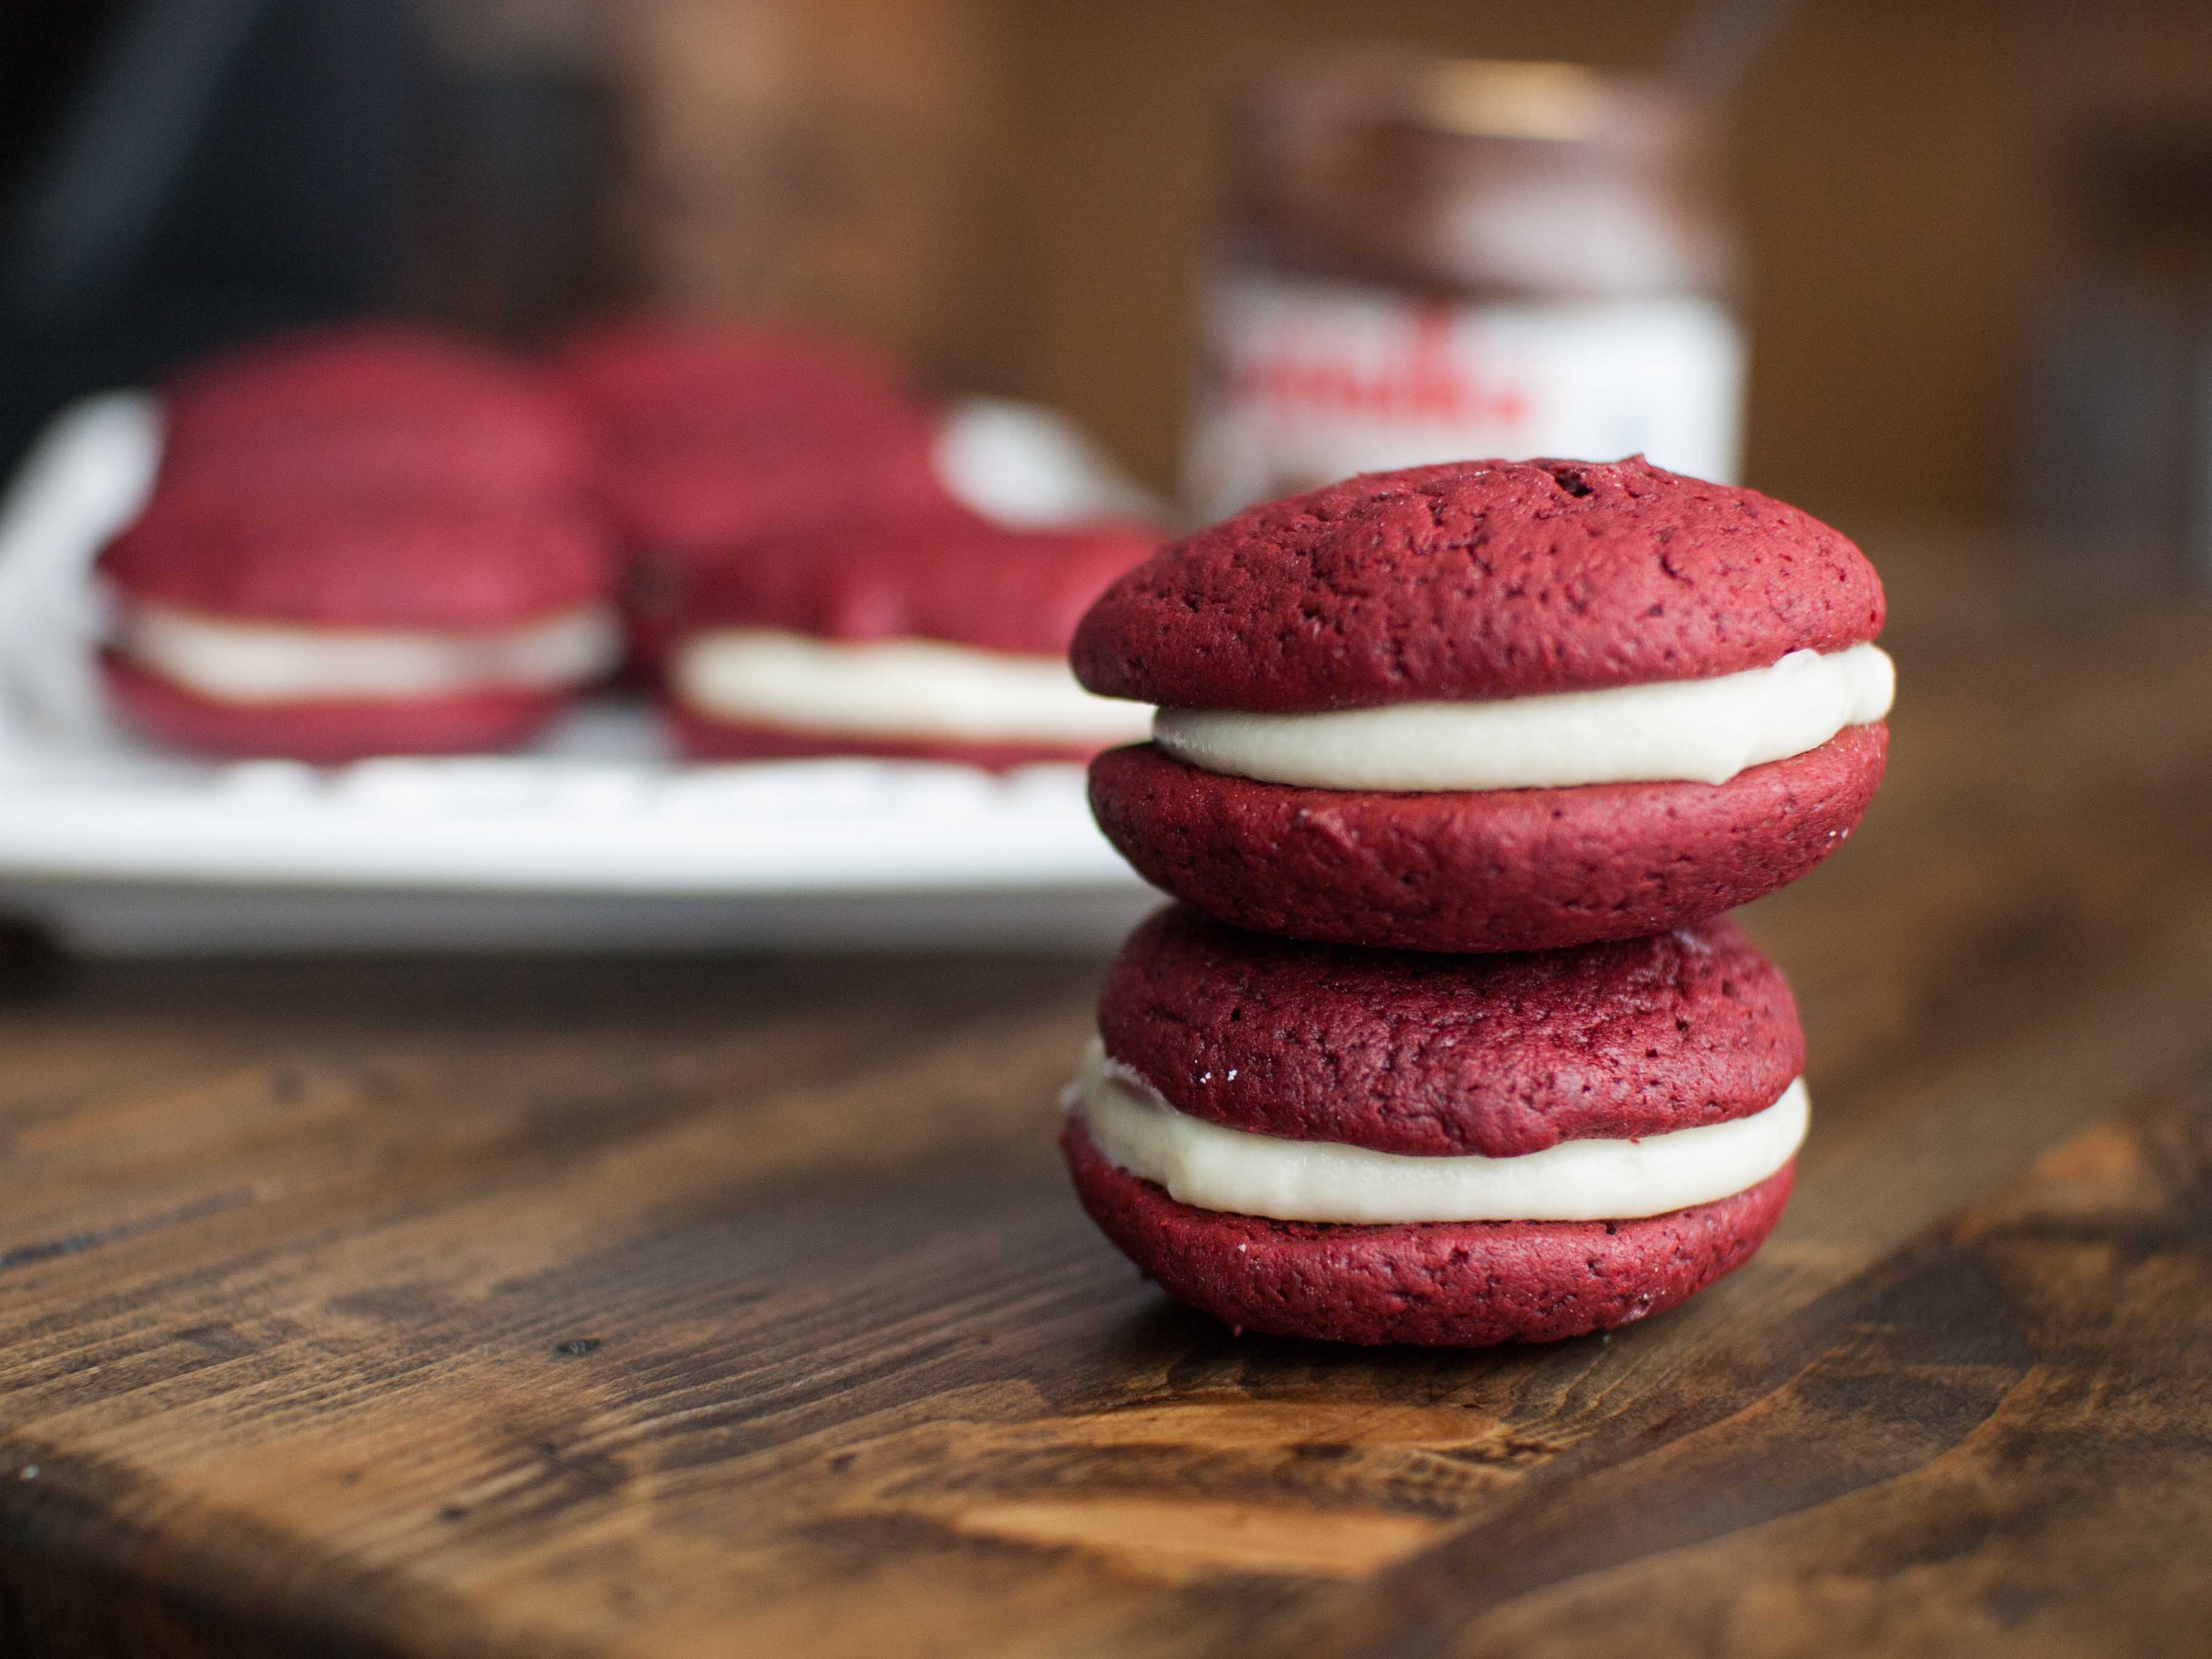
[664,508,1161,768]
[1059,906,1807,1347]
[98,490,620,763]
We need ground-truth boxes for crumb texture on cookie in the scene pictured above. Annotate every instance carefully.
[1096,907,1804,1156]
[1073,457,1885,712]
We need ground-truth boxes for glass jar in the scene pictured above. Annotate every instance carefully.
[1186,53,1746,517]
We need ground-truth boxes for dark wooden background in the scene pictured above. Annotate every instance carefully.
[3,541,2210,1656]
[603,0,2212,526]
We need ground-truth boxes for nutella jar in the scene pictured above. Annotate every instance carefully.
[1187,54,1746,517]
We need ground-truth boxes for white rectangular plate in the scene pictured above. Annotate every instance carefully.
[0,395,1158,953]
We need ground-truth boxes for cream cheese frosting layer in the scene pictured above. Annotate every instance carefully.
[119,604,622,703]
[674,628,1157,744]
[1066,1041,1808,1224]
[1151,643,1894,792]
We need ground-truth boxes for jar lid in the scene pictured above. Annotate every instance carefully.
[1227,52,1743,298]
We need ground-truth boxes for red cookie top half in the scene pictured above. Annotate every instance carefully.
[100,488,617,632]
[1072,457,1885,712]
[558,317,931,454]
[676,507,1166,659]
[557,317,947,556]
[1096,906,1803,1159]
[158,324,597,505]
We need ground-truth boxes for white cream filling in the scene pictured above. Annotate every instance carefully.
[1067,1041,1807,1223]
[672,628,1156,744]
[1151,643,1894,791]
[119,604,622,703]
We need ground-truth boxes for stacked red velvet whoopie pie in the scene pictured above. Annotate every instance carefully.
[100,326,620,763]
[1056,457,1894,1346]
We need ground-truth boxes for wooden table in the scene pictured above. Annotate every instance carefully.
[4,545,2210,1658]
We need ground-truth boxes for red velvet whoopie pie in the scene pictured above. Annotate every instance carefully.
[1072,458,1891,953]
[1061,906,1807,1346]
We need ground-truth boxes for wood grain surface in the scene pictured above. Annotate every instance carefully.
[2,544,2210,1658]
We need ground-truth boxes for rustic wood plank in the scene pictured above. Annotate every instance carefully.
[1,546,2208,1657]
[1265,1074,2212,1659]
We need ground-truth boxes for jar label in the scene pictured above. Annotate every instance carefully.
[1185,272,1746,518]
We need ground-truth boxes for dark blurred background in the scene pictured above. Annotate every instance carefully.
[7,0,2212,555]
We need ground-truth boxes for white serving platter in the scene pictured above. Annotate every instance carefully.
[0,394,1161,954]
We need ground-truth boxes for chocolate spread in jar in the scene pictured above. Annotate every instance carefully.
[1186,53,1746,516]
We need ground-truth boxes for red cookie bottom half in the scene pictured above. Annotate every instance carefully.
[102,654,571,764]
[666,701,1110,771]
[1087,723,1888,954]
[1062,1120,1795,1347]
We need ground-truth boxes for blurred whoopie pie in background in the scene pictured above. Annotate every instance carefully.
[558,317,950,674]
[97,484,620,763]
[664,505,1162,769]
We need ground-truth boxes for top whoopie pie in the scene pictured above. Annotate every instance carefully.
[1073,457,1893,953]
[557,318,949,668]
[558,317,945,551]
[158,324,596,504]
[98,487,620,763]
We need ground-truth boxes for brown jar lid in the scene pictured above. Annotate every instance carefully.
[1226,52,1742,300]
